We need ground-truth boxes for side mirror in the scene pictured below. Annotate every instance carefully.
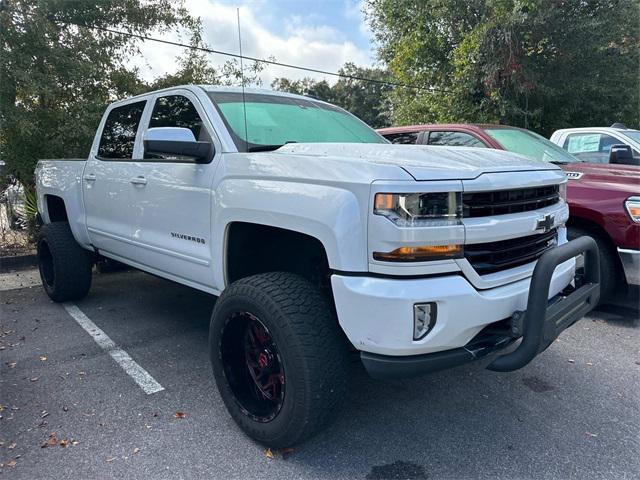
[609,144,639,165]
[143,127,213,163]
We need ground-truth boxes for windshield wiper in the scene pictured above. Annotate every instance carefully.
[549,160,570,165]
[247,141,297,153]
[247,144,284,152]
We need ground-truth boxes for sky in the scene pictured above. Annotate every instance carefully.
[131,0,377,87]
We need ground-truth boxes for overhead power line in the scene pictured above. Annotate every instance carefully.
[61,21,446,93]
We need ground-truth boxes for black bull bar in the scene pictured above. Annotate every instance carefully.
[486,236,600,372]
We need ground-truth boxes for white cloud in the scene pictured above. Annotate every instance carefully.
[129,0,373,88]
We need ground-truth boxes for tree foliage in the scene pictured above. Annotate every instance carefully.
[366,0,640,135]
[0,0,261,186]
[271,63,392,128]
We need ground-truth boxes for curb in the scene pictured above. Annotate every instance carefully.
[0,254,38,272]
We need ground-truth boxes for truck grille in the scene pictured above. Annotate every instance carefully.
[463,185,560,218]
[464,229,558,275]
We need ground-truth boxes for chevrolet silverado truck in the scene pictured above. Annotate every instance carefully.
[550,124,640,165]
[379,123,638,302]
[35,86,600,447]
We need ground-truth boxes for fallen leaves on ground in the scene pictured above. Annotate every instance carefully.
[41,432,75,448]
[133,447,141,454]
[264,448,274,459]
[4,460,17,468]
[567,359,575,363]
[41,433,58,448]
[585,432,598,437]
[105,457,116,463]
[39,356,47,361]
[174,411,186,419]
[7,443,16,450]
[6,362,16,368]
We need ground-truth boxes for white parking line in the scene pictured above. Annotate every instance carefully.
[63,303,165,395]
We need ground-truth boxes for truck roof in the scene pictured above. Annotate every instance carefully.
[552,126,640,134]
[108,85,326,108]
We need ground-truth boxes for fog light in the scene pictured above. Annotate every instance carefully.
[413,303,436,340]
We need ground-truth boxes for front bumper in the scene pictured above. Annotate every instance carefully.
[618,248,640,285]
[332,237,600,379]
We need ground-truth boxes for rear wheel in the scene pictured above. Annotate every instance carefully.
[209,272,348,448]
[568,226,623,304]
[37,222,93,302]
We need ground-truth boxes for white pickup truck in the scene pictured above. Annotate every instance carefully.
[35,86,600,447]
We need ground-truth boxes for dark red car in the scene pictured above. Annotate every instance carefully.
[377,124,640,302]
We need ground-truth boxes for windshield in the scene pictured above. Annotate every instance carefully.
[484,128,581,164]
[623,130,640,143]
[207,91,386,152]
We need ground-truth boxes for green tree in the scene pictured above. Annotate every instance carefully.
[150,31,267,90]
[271,77,334,101]
[0,0,194,186]
[366,0,640,134]
[271,63,392,128]
[331,63,392,128]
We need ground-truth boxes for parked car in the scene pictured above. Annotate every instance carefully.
[378,124,639,301]
[35,88,599,447]
[550,124,640,165]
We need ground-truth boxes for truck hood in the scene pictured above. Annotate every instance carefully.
[561,162,640,195]
[276,143,559,180]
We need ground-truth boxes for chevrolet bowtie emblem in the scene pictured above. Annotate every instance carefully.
[536,214,555,233]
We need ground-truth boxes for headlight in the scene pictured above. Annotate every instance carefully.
[625,196,640,223]
[559,182,567,202]
[374,192,462,227]
[373,191,463,262]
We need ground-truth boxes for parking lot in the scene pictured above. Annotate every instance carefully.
[1,268,639,479]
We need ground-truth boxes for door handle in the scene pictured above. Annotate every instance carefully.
[130,176,147,186]
[83,174,96,182]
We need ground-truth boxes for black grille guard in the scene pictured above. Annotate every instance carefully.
[486,236,600,372]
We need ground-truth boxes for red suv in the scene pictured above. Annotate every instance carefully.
[378,124,640,302]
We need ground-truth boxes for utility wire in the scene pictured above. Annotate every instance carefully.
[59,20,445,93]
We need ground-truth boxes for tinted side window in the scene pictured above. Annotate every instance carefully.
[383,132,419,144]
[428,131,486,147]
[564,133,620,163]
[98,101,146,159]
[149,95,207,141]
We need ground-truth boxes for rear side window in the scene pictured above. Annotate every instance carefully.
[564,133,620,163]
[149,95,207,141]
[428,131,486,147]
[383,132,420,144]
[97,101,146,159]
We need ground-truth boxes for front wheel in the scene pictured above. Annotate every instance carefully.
[37,222,93,302]
[209,272,348,448]
[568,226,623,304]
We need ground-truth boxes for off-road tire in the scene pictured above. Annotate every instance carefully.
[568,226,623,304]
[37,222,93,302]
[209,272,348,448]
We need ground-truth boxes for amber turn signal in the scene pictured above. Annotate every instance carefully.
[374,193,396,211]
[373,244,463,262]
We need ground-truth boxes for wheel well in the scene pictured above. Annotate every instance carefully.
[45,195,68,223]
[566,217,624,272]
[226,223,331,288]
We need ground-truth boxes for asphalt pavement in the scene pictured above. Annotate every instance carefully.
[1,268,639,479]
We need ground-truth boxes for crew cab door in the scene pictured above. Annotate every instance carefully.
[127,91,219,289]
[84,99,147,258]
